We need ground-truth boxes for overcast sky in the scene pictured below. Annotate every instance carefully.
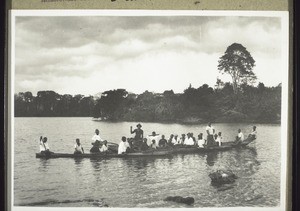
[15,15,282,96]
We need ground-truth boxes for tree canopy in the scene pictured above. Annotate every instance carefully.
[218,43,256,94]
[14,82,281,124]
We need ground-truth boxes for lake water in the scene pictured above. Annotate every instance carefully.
[14,117,281,207]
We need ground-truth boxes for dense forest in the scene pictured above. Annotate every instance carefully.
[14,82,281,123]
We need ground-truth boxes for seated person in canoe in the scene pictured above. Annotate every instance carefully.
[250,126,257,139]
[39,136,54,155]
[118,136,131,154]
[184,133,195,146]
[147,131,160,146]
[215,132,223,146]
[235,129,244,144]
[168,134,174,146]
[141,138,149,151]
[171,134,179,145]
[100,140,108,153]
[74,138,84,154]
[90,140,101,153]
[158,135,168,148]
[197,133,206,148]
[150,139,158,149]
[179,134,186,145]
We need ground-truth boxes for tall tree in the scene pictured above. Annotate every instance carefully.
[218,43,256,94]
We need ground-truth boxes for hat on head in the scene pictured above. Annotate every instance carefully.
[137,123,142,128]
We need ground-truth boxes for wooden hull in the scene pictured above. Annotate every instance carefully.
[36,149,172,159]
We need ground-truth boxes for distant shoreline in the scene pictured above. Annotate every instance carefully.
[13,116,281,125]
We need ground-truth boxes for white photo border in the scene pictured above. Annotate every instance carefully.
[8,9,290,211]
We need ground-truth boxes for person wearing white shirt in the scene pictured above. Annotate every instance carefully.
[171,135,178,145]
[74,138,84,154]
[173,135,181,145]
[147,131,160,146]
[100,140,108,152]
[150,139,158,149]
[237,129,244,142]
[92,129,104,143]
[184,133,195,146]
[118,136,128,154]
[197,133,206,148]
[215,132,222,146]
[39,136,52,155]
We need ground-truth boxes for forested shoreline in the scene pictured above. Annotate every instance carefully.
[14,82,281,124]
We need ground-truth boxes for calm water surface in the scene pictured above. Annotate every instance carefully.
[14,117,281,207]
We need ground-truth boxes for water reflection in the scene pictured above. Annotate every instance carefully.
[74,157,83,166]
[38,159,50,171]
[206,152,218,166]
[90,158,105,171]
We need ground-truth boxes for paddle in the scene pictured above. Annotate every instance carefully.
[107,141,118,146]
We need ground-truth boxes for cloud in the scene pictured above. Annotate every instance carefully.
[14,15,283,95]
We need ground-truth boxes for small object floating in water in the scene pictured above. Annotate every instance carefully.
[164,196,194,205]
[209,170,238,186]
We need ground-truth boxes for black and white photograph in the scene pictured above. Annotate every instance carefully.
[9,10,289,210]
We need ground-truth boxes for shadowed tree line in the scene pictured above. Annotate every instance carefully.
[14,82,281,123]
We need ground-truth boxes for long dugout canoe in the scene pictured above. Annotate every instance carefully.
[36,136,255,159]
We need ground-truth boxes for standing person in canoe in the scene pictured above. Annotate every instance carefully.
[206,122,215,146]
[74,138,84,154]
[39,136,53,156]
[130,123,144,140]
[92,129,104,144]
[130,123,144,150]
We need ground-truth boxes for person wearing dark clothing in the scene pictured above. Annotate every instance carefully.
[90,140,101,153]
[141,138,149,151]
[158,135,168,148]
[130,123,144,140]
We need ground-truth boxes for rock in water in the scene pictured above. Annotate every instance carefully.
[164,196,194,205]
[209,170,237,186]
